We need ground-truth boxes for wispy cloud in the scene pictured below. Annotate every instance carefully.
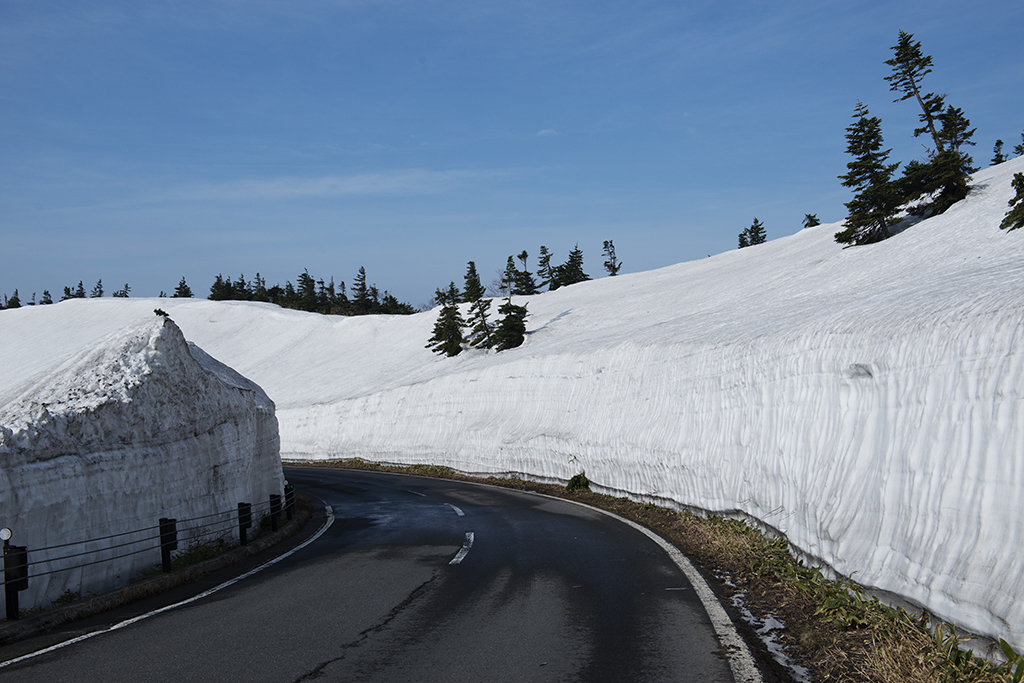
[536,128,559,137]
[147,168,501,204]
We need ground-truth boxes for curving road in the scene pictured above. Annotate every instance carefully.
[0,467,762,682]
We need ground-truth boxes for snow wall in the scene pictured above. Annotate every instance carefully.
[1,156,1021,646]
[0,316,283,608]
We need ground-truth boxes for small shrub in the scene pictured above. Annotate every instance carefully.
[566,472,590,492]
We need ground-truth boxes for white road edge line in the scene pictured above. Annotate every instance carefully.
[561,499,764,683]
[449,531,474,565]
[446,503,465,517]
[0,504,337,670]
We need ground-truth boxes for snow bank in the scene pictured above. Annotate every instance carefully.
[1,156,1022,646]
[0,315,282,608]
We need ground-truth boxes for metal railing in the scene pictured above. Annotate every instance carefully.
[2,482,295,621]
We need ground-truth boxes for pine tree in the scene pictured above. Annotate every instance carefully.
[462,261,494,348]
[1014,132,1024,157]
[835,102,902,246]
[74,281,86,298]
[91,279,103,298]
[40,290,52,305]
[515,250,538,295]
[425,282,466,357]
[602,240,622,275]
[296,269,317,312]
[501,255,518,297]
[1000,173,1024,232]
[252,273,269,302]
[112,283,130,298]
[209,274,233,300]
[536,246,554,291]
[173,277,193,298]
[557,243,589,287]
[901,106,977,216]
[992,140,1006,166]
[4,290,20,309]
[352,266,371,314]
[493,296,528,351]
[802,214,821,228]
[739,218,766,247]
[884,30,944,153]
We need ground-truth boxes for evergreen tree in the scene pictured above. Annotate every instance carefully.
[884,30,944,153]
[352,266,371,314]
[835,102,902,246]
[61,286,73,301]
[112,283,130,298]
[803,214,821,228]
[91,279,103,298]
[1014,132,1024,157]
[1000,173,1024,232]
[209,274,233,300]
[40,290,52,305]
[557,243,589,287]
[173,277,193,298]
[462,261,494,348]
[501,255,518,297]
[75,281,86,298]
[515,250,538,295]
[739,218,766,247]
[494,296,528,351]
[602,240,622,275]
[4,290,20,309]
[900,106,977,216]
[992,140,1006,166]
[536,246,554,291]
[296,269,317,312]
[425,282,466,357]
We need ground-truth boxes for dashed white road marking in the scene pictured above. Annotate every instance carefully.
[0,505,337,670]
[449,532,474,565]
[446,503,465,517]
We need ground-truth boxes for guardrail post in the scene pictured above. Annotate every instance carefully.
[284,482,295,521]
[269,494,282,532]
[3,533,28,622]
[159,518,178,573]
[238,502,252,546]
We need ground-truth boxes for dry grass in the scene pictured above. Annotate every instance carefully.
[299,459,1024,683]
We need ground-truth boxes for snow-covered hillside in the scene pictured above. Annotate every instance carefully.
[0,316,283,607]
[1,156,1022,645]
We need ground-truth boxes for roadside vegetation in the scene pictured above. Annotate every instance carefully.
[309,459,1024,683]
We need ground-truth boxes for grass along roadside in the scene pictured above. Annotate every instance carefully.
[296,459,1024,683]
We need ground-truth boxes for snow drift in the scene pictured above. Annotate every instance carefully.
[0,315,283,608]
[1,156,1022,647]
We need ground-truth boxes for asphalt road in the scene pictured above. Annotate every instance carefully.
[0,467,758,682]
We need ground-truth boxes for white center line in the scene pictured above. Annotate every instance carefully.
[449,532,474,565]
[446,503,465,516]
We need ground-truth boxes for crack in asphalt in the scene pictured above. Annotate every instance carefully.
[291,572,441,682]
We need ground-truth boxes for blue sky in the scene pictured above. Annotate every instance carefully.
[2,0,1022,307]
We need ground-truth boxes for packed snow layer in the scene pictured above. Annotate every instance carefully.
[1,156,1022,645]
[0,316,283,607]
